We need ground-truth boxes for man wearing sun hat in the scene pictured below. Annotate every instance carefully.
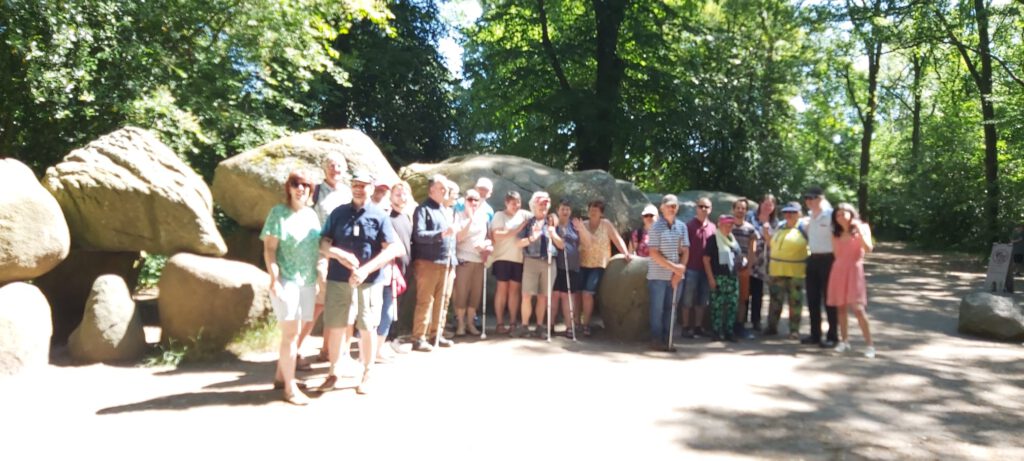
[318,170,404,394]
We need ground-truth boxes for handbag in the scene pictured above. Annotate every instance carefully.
[391,261,408,297]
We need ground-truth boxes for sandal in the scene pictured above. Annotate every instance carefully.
[296,354,314,372]
[273,380,308,390]
[283,389,310,406]
[582,325,592,337]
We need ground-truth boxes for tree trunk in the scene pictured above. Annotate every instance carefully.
[576,0,627,172]
[910,52,923,164]
[974,0,999,243]
[857,36,881,223]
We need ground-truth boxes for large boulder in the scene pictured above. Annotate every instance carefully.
[399,155,652,232]
[0,283,52,375]
[68,275,147,363]
[212,129,399,229]
[158,253,271,347]
[0,159,70,283]
[597,255,651,341]
[400,155,562,206]
[222,227,265,270]
[42,127,226,256]
[34,250,140,344]
[958,292,1024,341]
[548,170,649,233]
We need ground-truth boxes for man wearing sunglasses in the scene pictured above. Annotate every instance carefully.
[681,197,716,338]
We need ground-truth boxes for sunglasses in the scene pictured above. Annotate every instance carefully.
[467,198,480,203]
[643,214,655,218]
[289,180,311,190]
[697,205,711,210]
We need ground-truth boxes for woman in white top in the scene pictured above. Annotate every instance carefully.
[490,191,532,334]
[452,189,493,335]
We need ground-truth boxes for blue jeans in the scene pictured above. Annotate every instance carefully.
[648,279,681,343]
[377,285,395,337]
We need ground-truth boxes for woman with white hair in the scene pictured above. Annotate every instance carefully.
[515,191,563,338]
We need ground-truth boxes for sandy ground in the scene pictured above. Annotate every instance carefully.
[2,243,1022,460]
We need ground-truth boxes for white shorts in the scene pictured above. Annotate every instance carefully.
[270,281,316,322]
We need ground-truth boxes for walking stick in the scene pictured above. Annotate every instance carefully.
[667,278,681,352]
[480,262,488,340]
[564,244,576,342]
[546,223,553,343]
[435,247,454,349]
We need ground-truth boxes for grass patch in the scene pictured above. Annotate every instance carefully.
[141,332,222,367]
[226,315,280,356]
[141,317,280,367]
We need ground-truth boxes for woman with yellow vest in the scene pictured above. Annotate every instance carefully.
[765,201,809,338]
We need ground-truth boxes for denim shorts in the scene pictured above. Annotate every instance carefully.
[682,268,710,308]
[580,267,605,294]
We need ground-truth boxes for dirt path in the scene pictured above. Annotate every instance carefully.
[2,243,1022,459]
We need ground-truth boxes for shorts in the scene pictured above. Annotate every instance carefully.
[493,260,524,283]
[270,280,316,322]
[553,268,582,293]
[521,257,554,296]
[580,267,605,294]
[324,280,383,331]
[682,268,710,308]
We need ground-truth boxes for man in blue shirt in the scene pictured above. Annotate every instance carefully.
[319,171,403,394]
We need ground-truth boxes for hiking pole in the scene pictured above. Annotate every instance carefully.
[480,262,488,340]
[667,277,681,352]
[564,246,576,341]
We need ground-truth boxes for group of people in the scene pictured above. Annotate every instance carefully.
[260,154,876,406]
[644,188,875,360]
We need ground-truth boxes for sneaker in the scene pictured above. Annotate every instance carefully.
[834,341,851,353]
[536,326,549,340]
[819,339,838,348]
[437,337,455,348]
[788,332,800,340]
[800,335,819,345]
[511,325,527,338]
[863,346,876,359]
[412,339,433,352]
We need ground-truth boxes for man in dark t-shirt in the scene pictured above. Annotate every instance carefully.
[319,171,403,395]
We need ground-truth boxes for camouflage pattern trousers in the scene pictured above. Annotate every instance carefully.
[710,275,738,338]
[767,276,804,335]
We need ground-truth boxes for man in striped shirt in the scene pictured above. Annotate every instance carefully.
[647,194,690,351]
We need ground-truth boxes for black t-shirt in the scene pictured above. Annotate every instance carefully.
[704,234,741,277]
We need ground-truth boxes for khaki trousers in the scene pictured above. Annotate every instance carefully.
[412,260,456,341]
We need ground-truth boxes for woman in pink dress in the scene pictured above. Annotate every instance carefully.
[827,203,875,358]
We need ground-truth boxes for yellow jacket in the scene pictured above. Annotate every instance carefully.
[769,224,808,278]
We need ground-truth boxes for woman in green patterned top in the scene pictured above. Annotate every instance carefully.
[261,169,322,405]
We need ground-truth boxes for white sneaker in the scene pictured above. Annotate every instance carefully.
[863,346,876,359]
[834,341,851,353]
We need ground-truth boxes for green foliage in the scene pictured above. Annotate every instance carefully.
[0,0,391,179]
[311,0,459,167]
[226,315,280,356]
[136,253,167,289]
[141,330,221,367]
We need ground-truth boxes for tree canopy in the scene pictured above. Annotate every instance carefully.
[3,0,1024,250]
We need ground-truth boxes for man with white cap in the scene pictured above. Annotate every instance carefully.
[318,170,404,394]
[647,194,689,350]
